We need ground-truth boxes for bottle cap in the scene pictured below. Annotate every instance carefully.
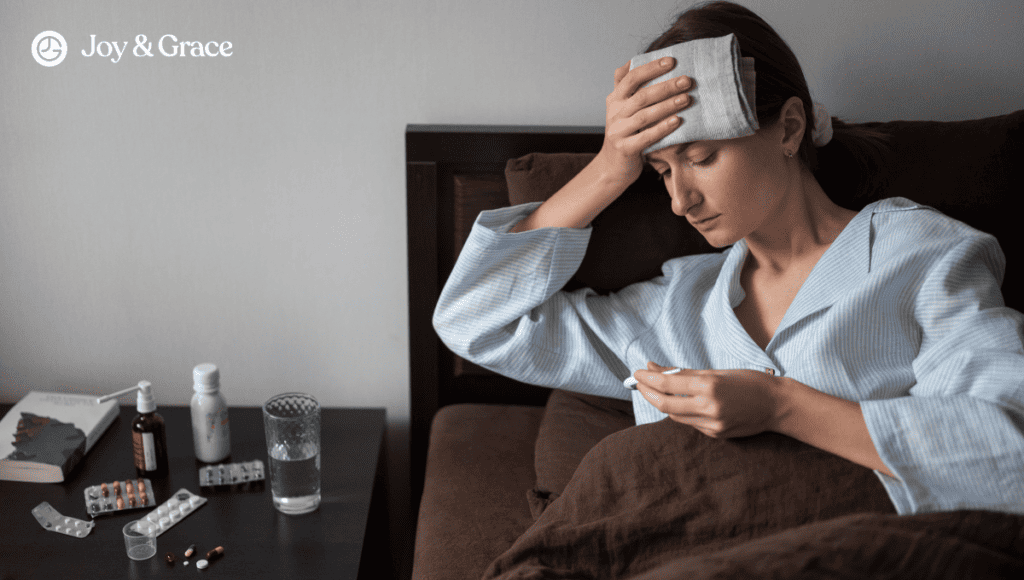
[193,364,220,393]
[136,381,156,413]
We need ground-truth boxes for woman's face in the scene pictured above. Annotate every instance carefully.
[645,103,804,248]
[646,129,793,248]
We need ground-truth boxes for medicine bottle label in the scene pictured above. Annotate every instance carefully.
[133,431,157,471]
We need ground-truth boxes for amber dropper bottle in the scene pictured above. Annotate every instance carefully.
[98,381,169,478]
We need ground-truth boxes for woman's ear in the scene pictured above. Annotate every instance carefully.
[779,96,806,154]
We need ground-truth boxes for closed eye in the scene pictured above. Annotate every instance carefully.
[690,152,716,167]
[653,152,716,178]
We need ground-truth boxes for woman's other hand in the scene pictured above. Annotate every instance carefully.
[597,58,694,187]
[633,362,786,439]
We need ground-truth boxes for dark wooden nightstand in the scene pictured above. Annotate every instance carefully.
[0,403,391,580]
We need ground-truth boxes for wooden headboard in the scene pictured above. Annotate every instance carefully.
[405,124,604,509]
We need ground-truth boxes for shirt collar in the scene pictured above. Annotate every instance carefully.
[705,202,874,353]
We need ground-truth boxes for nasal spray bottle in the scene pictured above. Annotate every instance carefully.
[98,381,168,478]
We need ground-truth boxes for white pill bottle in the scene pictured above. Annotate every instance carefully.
[190,363,231,463]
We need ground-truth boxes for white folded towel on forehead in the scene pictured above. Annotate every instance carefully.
[630,33,758,155]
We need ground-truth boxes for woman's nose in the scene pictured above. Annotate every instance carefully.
[665,175,697,216]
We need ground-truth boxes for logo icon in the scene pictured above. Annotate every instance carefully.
[33,31,67,67]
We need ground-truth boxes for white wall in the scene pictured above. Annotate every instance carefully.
[3,0,1022,574]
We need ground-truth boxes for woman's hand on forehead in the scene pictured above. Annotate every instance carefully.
[598,57,695,186]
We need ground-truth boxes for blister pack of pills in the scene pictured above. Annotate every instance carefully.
[199,459,265,487]
[32,502,95,538]
[84,478,157,516]
[132,488,207,537]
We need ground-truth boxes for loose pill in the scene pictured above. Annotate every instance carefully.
[184,544,196,558]
[205,546,224,561]
[196,559,208,569]
[165,552,176,565]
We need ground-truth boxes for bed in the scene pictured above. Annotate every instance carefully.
[405,111,1024,580]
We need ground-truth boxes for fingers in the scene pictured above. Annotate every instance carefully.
[605,59,693,155]
[613,62,630,85]
[635,382,704,417]
[609,113,681,158]
[620,76,693,124]
[633,365,704,393]
[612,58,693,117]
[613,57,673,95]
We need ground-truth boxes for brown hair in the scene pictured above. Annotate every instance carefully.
[645,1,891,205]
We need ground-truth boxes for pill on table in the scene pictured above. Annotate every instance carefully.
[166,552,176,565]
[196,559,208,569]
[205,546,224,561]
[184,544,196,558]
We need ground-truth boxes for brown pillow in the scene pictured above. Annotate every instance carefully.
[528,390,634,519]
[848,110,1024,312]
[505,153,714,294]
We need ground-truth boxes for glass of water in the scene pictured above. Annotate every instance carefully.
[263,393,321,515]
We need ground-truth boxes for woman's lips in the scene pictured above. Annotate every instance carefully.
[691,214,720,227]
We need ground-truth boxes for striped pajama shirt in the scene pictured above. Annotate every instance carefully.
[434,196,1024,515]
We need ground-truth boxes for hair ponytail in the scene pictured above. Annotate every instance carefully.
[814,118,893,208]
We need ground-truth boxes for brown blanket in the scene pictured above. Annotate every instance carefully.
[483,418,1024,579]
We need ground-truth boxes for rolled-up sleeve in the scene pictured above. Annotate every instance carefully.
[861,233,1024,514]
[433,203,671,401]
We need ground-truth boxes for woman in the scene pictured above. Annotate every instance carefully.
[433,1,1024,515]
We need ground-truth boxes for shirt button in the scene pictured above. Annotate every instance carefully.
[765,368,776,376]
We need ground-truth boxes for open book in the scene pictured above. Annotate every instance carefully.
[0,391,119,483]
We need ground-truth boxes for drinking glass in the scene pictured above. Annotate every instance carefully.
[262,393,321,515]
